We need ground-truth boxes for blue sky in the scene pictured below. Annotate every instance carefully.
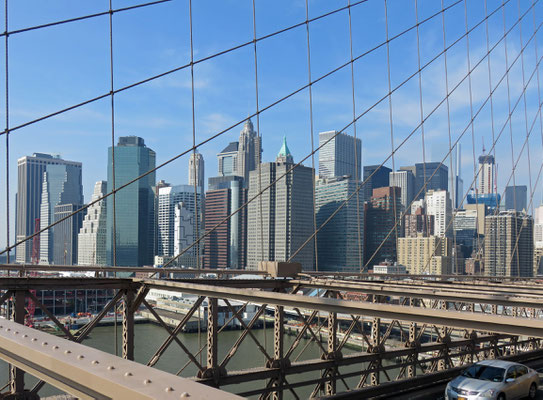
[1,0,543,249]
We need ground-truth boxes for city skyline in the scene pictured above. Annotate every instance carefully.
[2,1,543,250]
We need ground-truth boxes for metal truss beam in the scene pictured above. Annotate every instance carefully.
[139,279,543,337]
[294,279,543,308]
[0,319,242,399]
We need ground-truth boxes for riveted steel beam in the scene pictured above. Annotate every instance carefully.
[0,319,242,399]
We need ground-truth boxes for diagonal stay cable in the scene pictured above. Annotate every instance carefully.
[0,0,463,138]
[0,0,171,37]
[364,15,542,272]
[288,5,541,266]
[0,0,514,260]
[162,0,523,269]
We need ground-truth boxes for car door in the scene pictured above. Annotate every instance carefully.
[514,365,530,398]
[503,366,521,399]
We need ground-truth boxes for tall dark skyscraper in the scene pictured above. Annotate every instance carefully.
[362,165,391,203]
[365,186,401,266]
[16,153,82,264]
[505,185,527,212]
[401,162,448,200]
[106,136,156,267]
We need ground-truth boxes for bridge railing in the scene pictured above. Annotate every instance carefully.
[1,274,543,398]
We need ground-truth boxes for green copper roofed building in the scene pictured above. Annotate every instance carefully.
[247,137,314,270]
[276,135,294,164]
[106,136,156,267]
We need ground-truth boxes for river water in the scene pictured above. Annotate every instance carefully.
[0,323,389,399]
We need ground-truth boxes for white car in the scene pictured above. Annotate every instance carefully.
[444,360,538,400]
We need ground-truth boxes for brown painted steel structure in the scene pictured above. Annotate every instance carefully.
[1,270,543,398]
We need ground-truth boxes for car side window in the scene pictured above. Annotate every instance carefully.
[506,367,516,379]
[516,366,528,376]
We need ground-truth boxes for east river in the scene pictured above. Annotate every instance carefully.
[0,323,389,399]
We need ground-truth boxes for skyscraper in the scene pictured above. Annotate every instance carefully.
[362,165,391,203]
[404,162,448,200]
[505,185,527,212]
[78,181,108,266]
[217,142,239,177]
[204,175,247,269]
[478,153,495,195]
[216,119,261,186]
[156,183,202,261]
[318,131,361,179]
[536,204,543,249]
[364,186,401,265]
[38,158,83,264]
[315,176,364,271]
[453,144,464,209]
[237,118,261,184]
[425,190,452,238]
[389,170,415,211]
[106,136,156,267]
[484,210,533,277]
[247,137,314,270]
[53,204,85,265]
[188,150,205,196]
[16,153,82,263]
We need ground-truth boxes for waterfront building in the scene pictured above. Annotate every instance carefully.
[484,210,533,277]
[362,165,391,203]
[318,131,361,179]
[78,181,108,266]
[389,170,415,211]
[204,175,247,269]
[425,190,452,238]
[315,176,364,271]
[364,186,401,265]
[53,204,85,265]
[106,136,156,267]
[397,234,452,275]
[156,183,202,264]
[247,138,314,270]
[504,185,527,212]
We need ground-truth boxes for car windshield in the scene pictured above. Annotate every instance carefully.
[461,365,505,382]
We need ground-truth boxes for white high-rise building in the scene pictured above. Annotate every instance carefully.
[389,170,415,211]
[78,181,107,266]
[319,131,361,179]
[478,154,495,195]
[535,204,543,249]
[157,184,202,259]
[425,190,452,238]
[188,150,205,195]
[237,118,261,185]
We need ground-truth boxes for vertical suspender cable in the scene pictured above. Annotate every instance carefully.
[347,0,363,272]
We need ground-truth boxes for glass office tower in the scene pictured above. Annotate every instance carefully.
[106,136,156,266]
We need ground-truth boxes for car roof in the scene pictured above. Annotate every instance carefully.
[475,359,523,368]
